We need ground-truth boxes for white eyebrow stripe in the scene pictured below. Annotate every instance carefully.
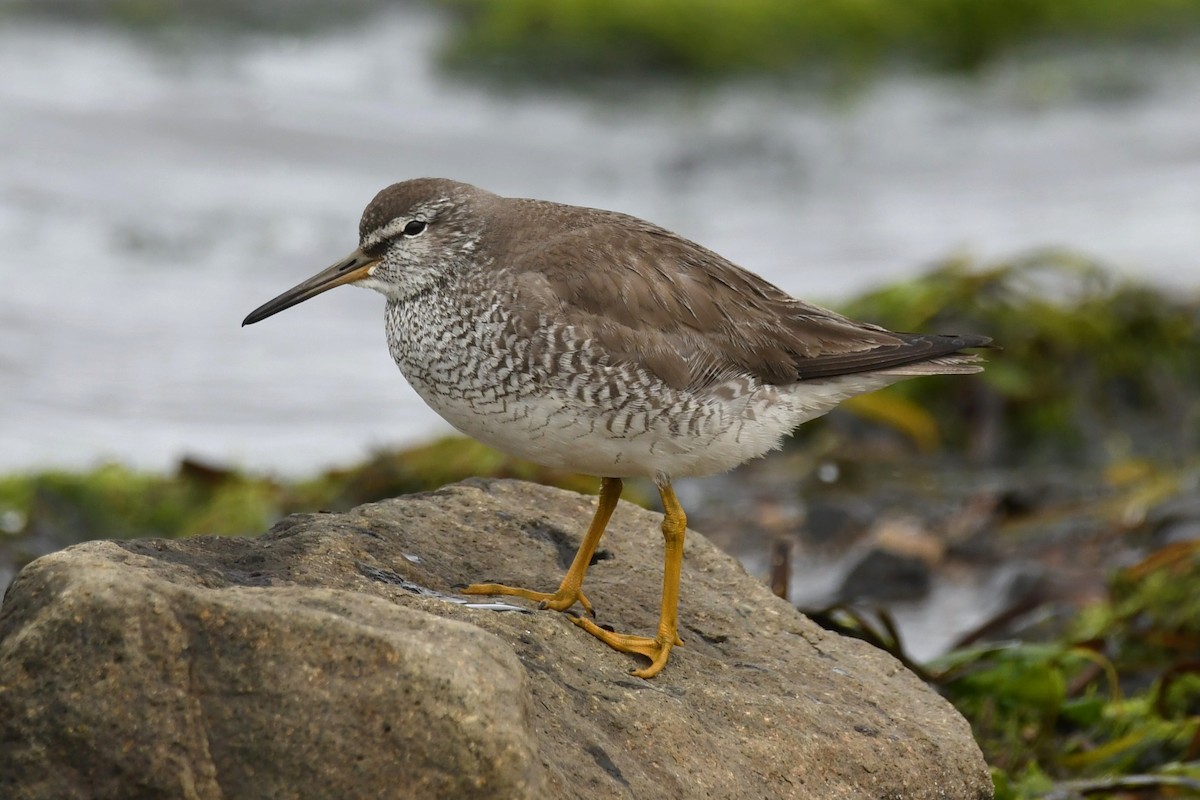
[362,217,414,250]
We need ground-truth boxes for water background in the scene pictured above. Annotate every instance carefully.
[5,8,1200,475]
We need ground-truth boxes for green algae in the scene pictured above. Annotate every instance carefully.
[831,250,1200,466]
[11,0,1200,87]
[936,541,1200,798]
[0,437,600,556]
[441,0,1200,84]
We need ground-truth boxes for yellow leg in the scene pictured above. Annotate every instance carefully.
[462,477,622,616]
[573,477,686,678]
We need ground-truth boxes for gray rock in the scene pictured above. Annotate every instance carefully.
[839,548,934,603]
[0,479,991,800]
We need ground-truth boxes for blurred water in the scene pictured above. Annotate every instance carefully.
[4,10,1200,475]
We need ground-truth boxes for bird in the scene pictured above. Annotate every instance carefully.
[243,178,990,678]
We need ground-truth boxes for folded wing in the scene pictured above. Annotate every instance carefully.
[501,216,989,391]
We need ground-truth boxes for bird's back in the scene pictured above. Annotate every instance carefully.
[476,194,987,390]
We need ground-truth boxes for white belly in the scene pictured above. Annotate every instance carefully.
[385,295,897,479]
[403,367,895,479]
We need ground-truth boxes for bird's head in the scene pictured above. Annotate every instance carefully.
[242,178,487,326]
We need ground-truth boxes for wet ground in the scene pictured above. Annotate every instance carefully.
[683,451,1194,661]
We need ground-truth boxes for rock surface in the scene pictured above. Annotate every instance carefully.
[0,479,992,800]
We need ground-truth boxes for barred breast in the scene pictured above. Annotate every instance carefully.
[384,285,897,480]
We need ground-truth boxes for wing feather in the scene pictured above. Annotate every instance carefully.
[495,209,988,391]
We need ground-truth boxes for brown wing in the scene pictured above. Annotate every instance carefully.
[499,210,987,391]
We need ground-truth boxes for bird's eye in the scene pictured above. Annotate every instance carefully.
[403,220,427,237]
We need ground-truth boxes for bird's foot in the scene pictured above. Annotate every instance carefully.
[461,582,594,616]
[570,616,682,679]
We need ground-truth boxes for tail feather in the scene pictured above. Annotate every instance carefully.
[873,352,985,377]
[796,332,993,380]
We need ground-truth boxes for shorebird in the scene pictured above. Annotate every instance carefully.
[243,178,989,678]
